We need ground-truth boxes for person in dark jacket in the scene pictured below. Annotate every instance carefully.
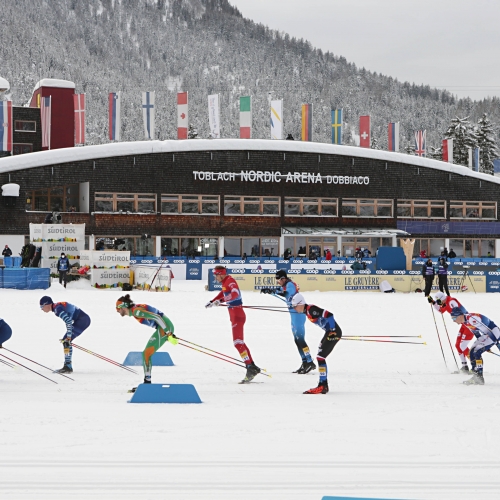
[448,249,457,259]
[421,258,435,297]
[57,252,70,288]
[437,257,450,296]
[2,245,12,258]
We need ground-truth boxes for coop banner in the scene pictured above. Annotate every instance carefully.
[134,266,172,291]
[90,269,130,288]
[30,223,86,242]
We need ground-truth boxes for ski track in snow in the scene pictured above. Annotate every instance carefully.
[1,280,500,499]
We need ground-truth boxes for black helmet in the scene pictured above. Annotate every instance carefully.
[275,269,287,280]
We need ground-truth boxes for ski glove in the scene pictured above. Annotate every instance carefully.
[260,288,273,294]
[427,296,435,304]
[205,300,220,308]
[167,333,178,345]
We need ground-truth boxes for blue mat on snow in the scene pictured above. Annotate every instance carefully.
[123,351,174,366]
[128,383,202,404]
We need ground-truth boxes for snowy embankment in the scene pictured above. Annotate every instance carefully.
[1,279,500,500]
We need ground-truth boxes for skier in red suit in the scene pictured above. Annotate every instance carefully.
[206,266,261,384]
[428,291,474,372]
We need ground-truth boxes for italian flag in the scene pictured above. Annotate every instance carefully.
[239,96,252,139]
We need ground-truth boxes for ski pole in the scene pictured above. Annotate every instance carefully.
[1,347,75,381]
[219,304,292,314]
[176,337,269,372]
[0,352,58,384]
[341,338,426,345]
[0,357,15,368]
[430,304,448,369]
[177,341,271,377]
[343,335,422,339]
[441,315,460,370]
[70,343,137,374]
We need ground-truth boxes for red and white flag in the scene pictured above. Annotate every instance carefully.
[442,139,453,163]
[359,115,370,148]
[414,130,426,157]
[177,92,188,140]
[41,96,52,149]
[74,93,85,145]
[0,100,13,152]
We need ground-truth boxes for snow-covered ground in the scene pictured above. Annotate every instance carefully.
[1,280,500,500]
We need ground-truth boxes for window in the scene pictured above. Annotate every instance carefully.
[94,193,156,213]
[284,197,338,217]
[12,143,33,155]
[398,238,445,258]
[449,239,495,258]
[449,201,497,220]
[26,184,79,212]
[160,194,219,215]
[397,200,446,219]
[224,237,279,257]
[224,196,280,216]
[14,121,36,132]
[342,199,393,218]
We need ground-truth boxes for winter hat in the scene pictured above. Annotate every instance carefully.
[291,293,306,307]
[40,296,53,306]
[275,269,287,280]
[433,291,447,302]
[450,307,465,318]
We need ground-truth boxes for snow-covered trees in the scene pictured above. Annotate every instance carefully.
[443,117,478,167]
[476,114,500,175]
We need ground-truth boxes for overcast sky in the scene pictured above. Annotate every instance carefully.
[228,0,500,101]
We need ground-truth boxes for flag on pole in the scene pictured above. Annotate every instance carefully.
[142,91,155,139]
[359,115,370,148]
[301,104,312,141]
[388,122,399,152]
[177,92,188,140]
[331,109,343,145]
[108,92,121,141]
[0,100,13,152]
[41,96,52,149]
[414,130,426,157]
[208,94,220,139]
[73,93,85,145]
[270,100,283,140]
[494,158,500,174]
[469,147,480,171]
[442,139,453,163]
[240,96,252,139]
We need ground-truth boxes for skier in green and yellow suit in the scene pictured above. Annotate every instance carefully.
[116,294,177,388]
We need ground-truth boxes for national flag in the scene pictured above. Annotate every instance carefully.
[359,115,370,148]
[73,93,85,145]
[142,91,155,139]
[208,94,220,139]
[442,139,453,163]
[301,104,312,141]
[270,99,283,140]
[41,96,52,149]
[388,122,399,152]
[331,109,343,145]
[0,100,13,152]
[240,96,252,139]
[177,92,188,140]
[109,92,121,141]
[469,147,480,171]
[414,130,426,157]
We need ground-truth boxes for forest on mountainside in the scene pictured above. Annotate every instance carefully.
[1,0,498,171]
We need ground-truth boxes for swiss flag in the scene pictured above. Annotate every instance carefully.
[359,115,370,148]
[177,92,188,140]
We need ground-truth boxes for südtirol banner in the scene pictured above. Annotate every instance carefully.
[134,266,172,291]
[90,268,130,289]
[80,250,130,268]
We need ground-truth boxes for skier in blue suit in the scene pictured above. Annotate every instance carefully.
[0,316,13,347]
[261,269,316,374]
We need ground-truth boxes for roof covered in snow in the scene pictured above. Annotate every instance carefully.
[32,79,75,92]
[0,139,498,186]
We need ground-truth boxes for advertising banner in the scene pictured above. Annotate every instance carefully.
[134,266,172,291]
[79,250,130,268]
[90,269,130,289]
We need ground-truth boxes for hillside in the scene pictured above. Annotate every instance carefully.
[1,0,499,152]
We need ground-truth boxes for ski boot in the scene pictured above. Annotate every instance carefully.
[293,361,316,374]
[459,365,470,374]
[239,363,261,384]
[56,364,73,374]
[130,377,151,393]
[304,380,329,394]
[463,372,484,385]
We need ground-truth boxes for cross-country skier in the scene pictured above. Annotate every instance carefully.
[116,294,177,390]
[428,291,473,373]
[291,293,342,395]
[0,315,12,348]
[450,307,500,385]
[206,265,261,384]
[261,269,315,374]
[40,296,91,373]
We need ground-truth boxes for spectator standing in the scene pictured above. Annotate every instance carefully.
[325,248,332,260]
[57,252,70,288]
[448,249,457,258]
[421,258,435,297]
[437,257,450,296]
[363,248,371,258]
[2,245,12,258]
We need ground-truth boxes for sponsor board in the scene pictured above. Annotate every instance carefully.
[90,268,130,289]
